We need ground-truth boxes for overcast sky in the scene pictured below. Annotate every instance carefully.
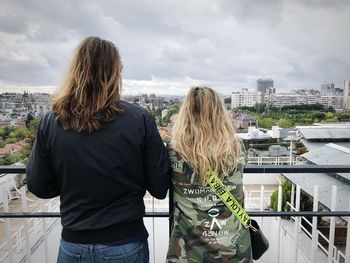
[0,0,349,95]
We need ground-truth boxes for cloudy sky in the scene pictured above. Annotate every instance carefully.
[0,0,349,95]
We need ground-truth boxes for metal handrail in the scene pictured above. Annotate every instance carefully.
[2,164,350,174]
[1,211,350,218]
[1,165,350,219]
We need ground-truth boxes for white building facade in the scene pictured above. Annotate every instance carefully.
[344,80,350,110]
[319,95,343,109]
[264,93,344,109]
[231,89,261,108]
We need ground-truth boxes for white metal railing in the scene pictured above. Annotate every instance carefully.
[1,180,350,263]
[287,185,349,263]
[0,174,33,207]
[0,187,60,262]
[247,156,304,165]
[244,187,274,210]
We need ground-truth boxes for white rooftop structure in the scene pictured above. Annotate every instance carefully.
[297,126,350,140]
[284,172,350,212]
[313,122,350,127]
[302,143,350,181]
[237,127,271,140]
[286,125,350,213]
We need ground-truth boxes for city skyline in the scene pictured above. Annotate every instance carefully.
[1,0,350,95]
[1,78,349,97]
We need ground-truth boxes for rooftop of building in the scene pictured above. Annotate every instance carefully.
[297,126,350,140]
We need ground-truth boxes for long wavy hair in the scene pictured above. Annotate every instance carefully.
[172,87,241,185]
[52,36,123,132]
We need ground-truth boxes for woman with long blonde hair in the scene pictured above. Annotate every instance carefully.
[27,37,170,263]
[166,87,252,262]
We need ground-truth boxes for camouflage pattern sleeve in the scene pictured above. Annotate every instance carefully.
[166,147,252,263]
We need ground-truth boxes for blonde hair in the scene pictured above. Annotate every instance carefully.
[52,36,123,132]
[172,87,241,185]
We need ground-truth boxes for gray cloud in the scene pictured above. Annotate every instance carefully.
[0,0,349,95]
[0,14,28,34]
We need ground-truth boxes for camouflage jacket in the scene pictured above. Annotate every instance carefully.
[166,149,252,263]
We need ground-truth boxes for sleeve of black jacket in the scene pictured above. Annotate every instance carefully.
[143,113,171,199]
[26,117,59,199]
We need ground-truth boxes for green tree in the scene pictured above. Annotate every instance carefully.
[28,118,40,132]
[5,137,18,144]
[257,117,275,128]
[16,127,31,139]
[312,112,326,120]
[278,118,293,128]
[270,178,292,213]
[268,106,279,114]
[271,177,313,217]
[255,103,266,114]
[337,112,350,121]
[26,113,34,127]
[327,106,335,113]
[27,118,41,143]
[325,117,339,122]
[161,104,180,126]
[0,152,23,165]
[0,127,5,138]
[3,126,16,137]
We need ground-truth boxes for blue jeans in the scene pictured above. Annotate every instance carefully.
[58,239,149,263]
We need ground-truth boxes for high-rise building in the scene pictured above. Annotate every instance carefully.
[150,97,164,108]
[257,79,274,94]
[344,80,350,110]
[320,82,335,95]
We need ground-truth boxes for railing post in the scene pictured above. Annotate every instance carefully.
[291,183,295,209]
[260,185,265,211]
[259,184,265,260]
[292,185,301,263]
[277,183,283,263]
[2,188,14,262]
[344,200,350,263]
[311,185,319,263]
[328,186,337,263]
[21,187,31,263]
[289,139,293,165]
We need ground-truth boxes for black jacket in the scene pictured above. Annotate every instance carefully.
[27,101,170,243]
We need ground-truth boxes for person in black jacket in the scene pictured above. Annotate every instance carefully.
[26,36,170,263]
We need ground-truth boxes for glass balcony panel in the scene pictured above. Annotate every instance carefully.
[1,165,350,263]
